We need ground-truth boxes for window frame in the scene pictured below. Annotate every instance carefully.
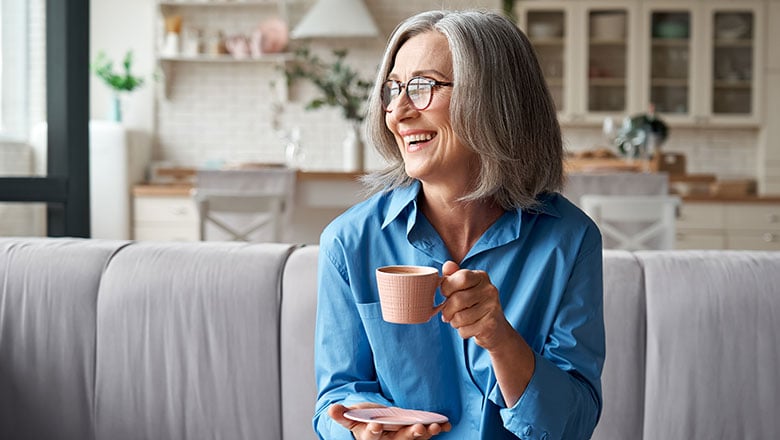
[0,0,90,237]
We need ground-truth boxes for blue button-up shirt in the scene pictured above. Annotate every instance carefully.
[313,181,604,439]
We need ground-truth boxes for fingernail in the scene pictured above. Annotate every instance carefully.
[413,433,423,438]
[370,429,381,435]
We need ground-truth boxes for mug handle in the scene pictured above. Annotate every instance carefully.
[430,275,447,317]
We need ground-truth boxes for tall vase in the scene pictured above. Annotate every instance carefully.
[343,122,364,172]
[109,94,122,122]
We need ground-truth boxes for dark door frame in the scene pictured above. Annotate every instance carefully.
[0,0,90,237]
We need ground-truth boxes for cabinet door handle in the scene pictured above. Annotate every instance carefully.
[762,233,776,243]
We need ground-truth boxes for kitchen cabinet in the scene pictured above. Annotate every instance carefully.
[155,0,297,98]
[516,2,641,125]
[133,189,199,241]
[640,1,764,126]
[515,1,764,127]
[676,200,780,250]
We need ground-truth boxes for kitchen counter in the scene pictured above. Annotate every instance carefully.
[679,194,780,203]
[133,171,364,196]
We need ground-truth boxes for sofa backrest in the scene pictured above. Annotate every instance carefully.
[93,241,295,440]
[0,238,128,440]
[592,250,646,440]
[3,239,779,440]
[636,250,780,439]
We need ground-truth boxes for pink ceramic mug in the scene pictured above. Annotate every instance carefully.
[376,265,445,324]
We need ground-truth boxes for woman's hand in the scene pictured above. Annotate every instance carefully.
[328,403,451,439]
[439,260,515,351]
[439,260,535,406]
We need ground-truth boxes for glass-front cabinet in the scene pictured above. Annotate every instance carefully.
[516,2,638,124]
[641,1,763,126]
[517,3,572,116]
[584,7,634,115]
[704,4,763,124]
[516,1,763,127]
[644,8,694,118]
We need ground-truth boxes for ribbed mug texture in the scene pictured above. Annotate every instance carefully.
[376,266,440,324]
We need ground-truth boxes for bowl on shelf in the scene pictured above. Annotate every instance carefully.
[528,22,562,39]
[715,14,749,40]
[590,13,626,40]
[653,21,689,39]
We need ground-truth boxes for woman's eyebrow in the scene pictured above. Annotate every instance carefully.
[387,69,451,80]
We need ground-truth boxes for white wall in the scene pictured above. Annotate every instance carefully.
[90,0,156,133]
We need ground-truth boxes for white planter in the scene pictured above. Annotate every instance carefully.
[343,122,364,172]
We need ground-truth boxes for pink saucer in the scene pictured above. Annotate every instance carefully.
[344,407,448,427]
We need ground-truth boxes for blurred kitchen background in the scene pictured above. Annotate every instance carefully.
[1,0,780,249]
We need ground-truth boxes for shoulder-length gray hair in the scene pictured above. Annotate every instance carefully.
[362,9,563,210]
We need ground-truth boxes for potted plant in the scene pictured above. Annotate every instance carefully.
[613,105,669,161]
[91,50,145,122]
[282,47,372,171]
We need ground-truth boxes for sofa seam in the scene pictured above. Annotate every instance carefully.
[90,240,135,439]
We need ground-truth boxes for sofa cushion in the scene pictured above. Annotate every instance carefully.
[0,237,128,440]
[280,245,319,440]
[94,241,294,440]
[592,250,646,440]
[637,250,780,439]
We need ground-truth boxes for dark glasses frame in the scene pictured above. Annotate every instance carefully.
[381,76,454,112]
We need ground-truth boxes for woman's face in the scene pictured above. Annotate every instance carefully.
[385,31,477,188]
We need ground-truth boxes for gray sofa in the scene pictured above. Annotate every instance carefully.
[1,238,778,439]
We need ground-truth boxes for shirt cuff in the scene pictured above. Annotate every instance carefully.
[491,351,571,439]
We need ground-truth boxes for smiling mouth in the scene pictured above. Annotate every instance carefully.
[403,133,435,146]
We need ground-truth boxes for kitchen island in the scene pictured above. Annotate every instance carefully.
[132,171,367,244]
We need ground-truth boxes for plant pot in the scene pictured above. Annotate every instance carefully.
[109,94,122,122]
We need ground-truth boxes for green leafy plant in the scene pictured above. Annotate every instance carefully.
[613,110,669,158]
[282,47,372,123]
[92,50,145,93]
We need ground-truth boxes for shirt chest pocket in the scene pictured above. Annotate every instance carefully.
[355,301,462,419]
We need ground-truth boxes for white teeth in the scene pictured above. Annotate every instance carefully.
[403,133,434,143]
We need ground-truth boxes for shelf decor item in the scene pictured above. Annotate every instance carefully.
[92,50,145,122]
[282,47,372,171]
[613,105,669,163]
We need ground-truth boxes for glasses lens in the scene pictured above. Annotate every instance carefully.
[381,80,401,110]
[407,77,432,110]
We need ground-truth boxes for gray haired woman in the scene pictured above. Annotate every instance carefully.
[314,9,604,440]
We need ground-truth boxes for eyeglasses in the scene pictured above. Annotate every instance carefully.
[381,76,454,112]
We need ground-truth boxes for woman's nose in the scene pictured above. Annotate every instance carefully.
[386,93,418,118]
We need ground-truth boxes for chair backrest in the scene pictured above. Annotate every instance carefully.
[580,194,681,250]
[194,168,296,242]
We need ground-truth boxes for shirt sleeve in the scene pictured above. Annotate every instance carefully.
[312,241,394,439]
[490,241,605,440]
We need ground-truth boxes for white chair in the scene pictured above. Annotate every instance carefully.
[193,168,296,242]
[580,194,681,251]
[193,190,286,242]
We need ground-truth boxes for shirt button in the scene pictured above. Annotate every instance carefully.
[522,425,532,436]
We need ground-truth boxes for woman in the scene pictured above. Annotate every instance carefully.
[314,10,604,440]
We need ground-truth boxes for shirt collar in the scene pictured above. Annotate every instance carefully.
[381,180,421,229]
[381,180,562,228]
